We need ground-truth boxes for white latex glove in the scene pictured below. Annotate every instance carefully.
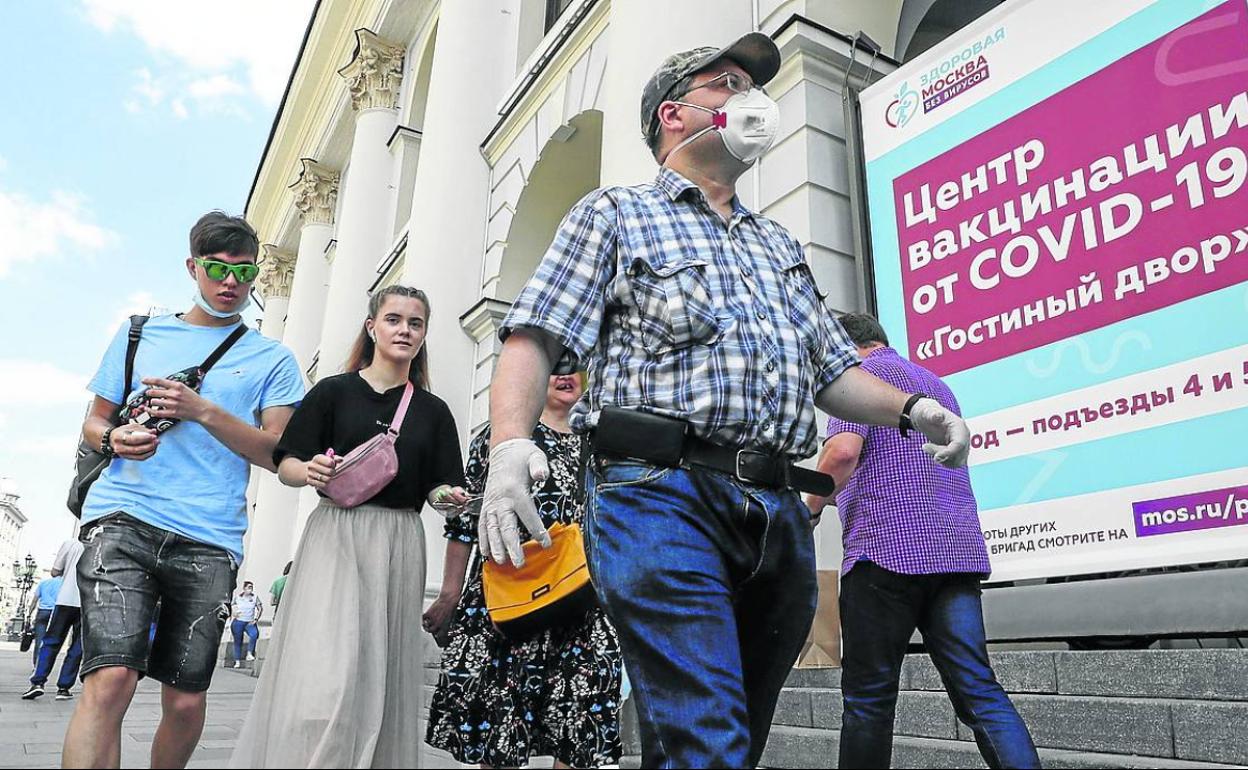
[479,438,551,567]
[908,397,971,468]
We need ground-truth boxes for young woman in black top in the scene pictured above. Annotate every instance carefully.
[231,285,468,768]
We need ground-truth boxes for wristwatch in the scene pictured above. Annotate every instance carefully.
[899,393,929,438]
[100,426,118,458]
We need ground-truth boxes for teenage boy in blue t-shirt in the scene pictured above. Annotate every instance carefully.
[62,211,305,769]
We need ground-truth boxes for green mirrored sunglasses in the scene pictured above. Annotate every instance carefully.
[195,258,260,283]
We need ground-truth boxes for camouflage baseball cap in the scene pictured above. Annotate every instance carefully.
[640,32,781,144]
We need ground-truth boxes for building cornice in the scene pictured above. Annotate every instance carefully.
[481,0,610,165]
[245,0,389,245]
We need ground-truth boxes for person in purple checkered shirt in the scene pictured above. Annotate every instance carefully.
[806,313,1040,770]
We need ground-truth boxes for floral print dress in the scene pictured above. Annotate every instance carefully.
[425,423,623,769]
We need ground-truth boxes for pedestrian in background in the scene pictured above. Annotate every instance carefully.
[806,313,1040,770]
[231,582,263,668]
[25,573,63,668]
[23,539,84,702]
[269,561,292,618]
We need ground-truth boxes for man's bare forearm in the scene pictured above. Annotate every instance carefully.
[815,366,910,428]
[489,330,560,448]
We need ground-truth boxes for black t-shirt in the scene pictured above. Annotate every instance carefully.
[273,372,466,510]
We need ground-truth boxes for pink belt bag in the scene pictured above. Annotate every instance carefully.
[322,381,413,508]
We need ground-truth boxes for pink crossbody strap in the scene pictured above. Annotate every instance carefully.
[387,382,415,435]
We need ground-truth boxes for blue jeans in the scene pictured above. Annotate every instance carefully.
[31,608,52,666]
[838,561,1041,769]
[584,460,817,769]
[31,606,83,689]
[231,620,258,660]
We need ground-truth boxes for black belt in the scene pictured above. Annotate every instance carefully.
[682,436,835,497]
[589,406,835,497]
[592,433,835,497]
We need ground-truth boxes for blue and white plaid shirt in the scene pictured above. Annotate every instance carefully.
[501,167,859,460]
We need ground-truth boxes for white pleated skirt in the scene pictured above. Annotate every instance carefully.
[230,501,427,769]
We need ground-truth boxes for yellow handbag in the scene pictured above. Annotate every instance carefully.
[481,521,598,640]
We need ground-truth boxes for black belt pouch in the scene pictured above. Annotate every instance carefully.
[593,406,686,467]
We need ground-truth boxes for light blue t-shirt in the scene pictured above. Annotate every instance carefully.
[35,577,63,610]
[84,314,305,562]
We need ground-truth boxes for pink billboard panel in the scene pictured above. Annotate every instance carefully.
[894,2,1248,376]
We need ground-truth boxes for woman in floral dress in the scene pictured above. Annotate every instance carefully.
[424,373,623,769]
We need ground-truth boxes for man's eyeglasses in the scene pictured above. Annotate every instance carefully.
[679,71,758,100]
[195,258,260,284]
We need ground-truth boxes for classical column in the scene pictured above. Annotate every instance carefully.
[283,158,339,376]
[401,1,513,594]
[282,159,339,558]
[314,29,405,377]
[598,0,754,186]
[256,245,295,339]
[241,246,299,592]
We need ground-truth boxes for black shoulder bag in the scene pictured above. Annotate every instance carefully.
[67,315,148,518]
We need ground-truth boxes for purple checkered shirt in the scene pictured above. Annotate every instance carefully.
[826,347,991,576]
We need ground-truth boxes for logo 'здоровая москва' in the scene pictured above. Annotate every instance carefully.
[886,25,1006,129]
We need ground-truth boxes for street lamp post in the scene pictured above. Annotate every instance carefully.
[8,554,37,641]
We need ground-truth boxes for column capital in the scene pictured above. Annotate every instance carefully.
[289,158,339,226]
[257,245,297,300]
[338,29,405,112]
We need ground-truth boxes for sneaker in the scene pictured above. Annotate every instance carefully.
[233,660,242,669]
[21,685,44,700]
[55,688,73,701]
[246,652,255,661]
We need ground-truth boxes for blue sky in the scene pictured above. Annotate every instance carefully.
[0,1,312,568]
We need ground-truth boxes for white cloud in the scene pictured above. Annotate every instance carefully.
[124,68,247,120]
[82,0,315,105]
[0,360,91,407]
[133,67,163,104]
[188,75,245,100]
[0,189,120,277]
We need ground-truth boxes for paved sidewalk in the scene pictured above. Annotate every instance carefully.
[0,642,468,769]
[0,640,253,769]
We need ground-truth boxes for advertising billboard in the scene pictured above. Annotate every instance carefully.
[860,0,1248,581]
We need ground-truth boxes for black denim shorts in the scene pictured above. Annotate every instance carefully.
[78,512,237,692]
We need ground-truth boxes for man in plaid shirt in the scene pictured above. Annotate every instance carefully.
[807,313,1039,769]
[480,33,973,768]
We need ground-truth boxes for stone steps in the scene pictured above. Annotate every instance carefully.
[418,647,1248,767]
[772,687,1248,764]
[760,725,1246,769]
[763,650,1248,768]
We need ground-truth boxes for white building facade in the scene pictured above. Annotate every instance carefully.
[240,0,996,599]
[0,486,28,621]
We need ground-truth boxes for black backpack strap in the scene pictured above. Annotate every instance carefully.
[121,315,149,407]
[199,324,249,374]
